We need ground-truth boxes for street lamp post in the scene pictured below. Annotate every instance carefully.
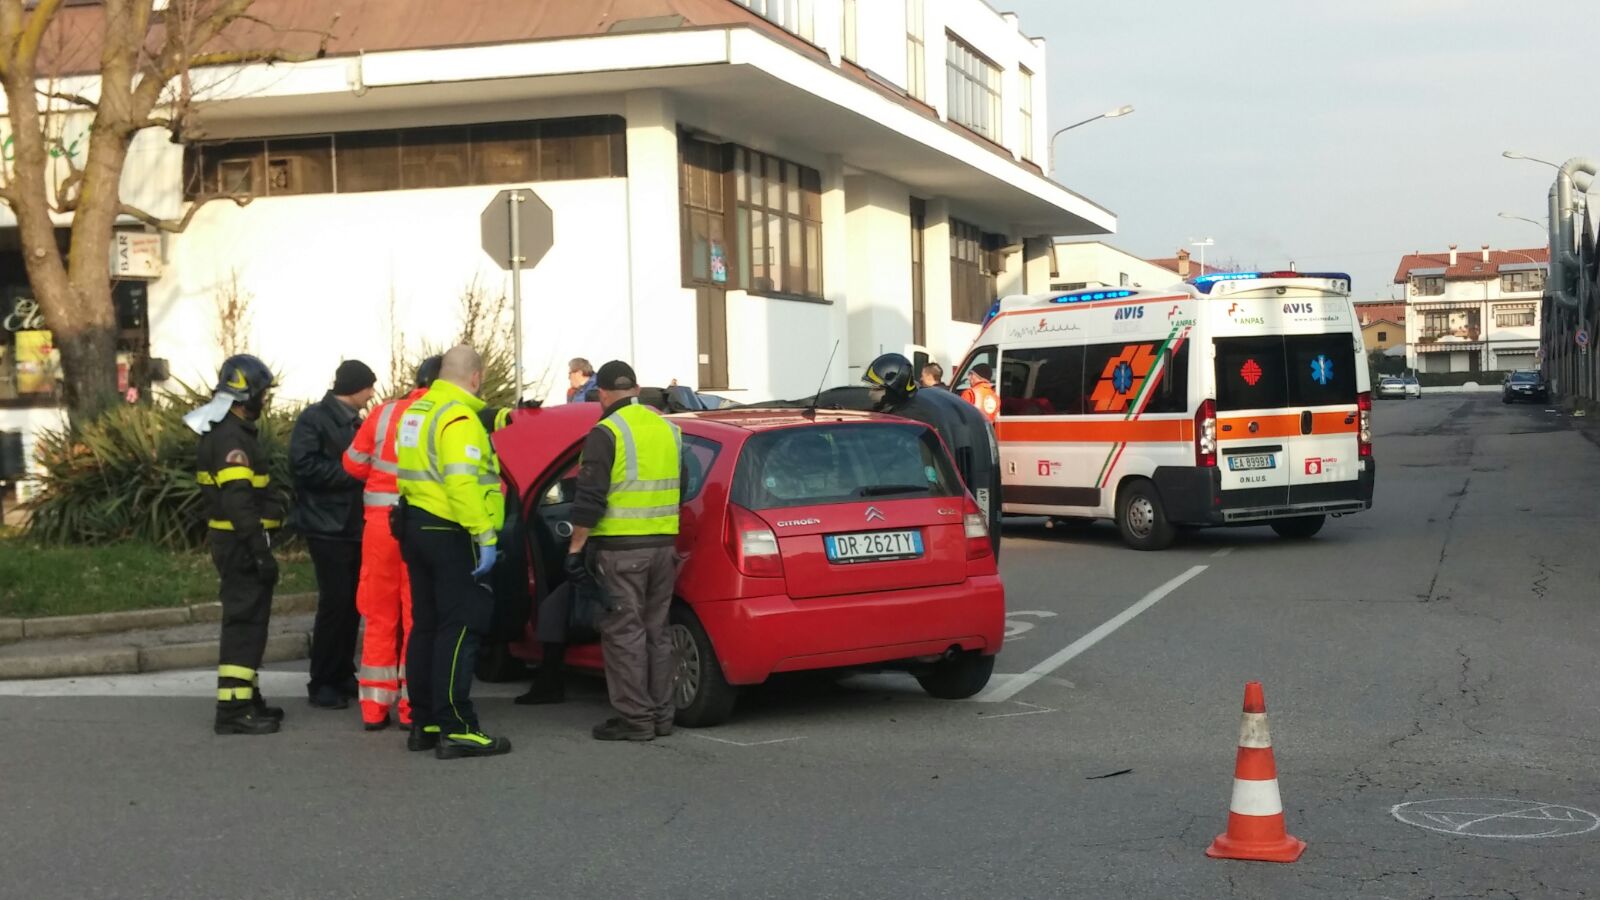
[1048,104,1134,176]
[1497,211,1548,231]
[1189,237,1214,276]
[1502,150,1561,170]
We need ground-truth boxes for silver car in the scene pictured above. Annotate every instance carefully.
[1377,375,1421,400]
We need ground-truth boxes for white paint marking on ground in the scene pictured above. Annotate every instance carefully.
[974,564,1210,703]
[1211,547,1236,559]
[0,669,308,698]
[979,700,1057,720]
[687,733,805,748]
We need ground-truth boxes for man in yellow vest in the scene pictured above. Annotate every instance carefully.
[567,360,683,741]
[393,345,511,759]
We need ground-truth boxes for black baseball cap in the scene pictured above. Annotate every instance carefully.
[595,360,638,391]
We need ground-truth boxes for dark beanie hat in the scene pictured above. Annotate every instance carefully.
[595,360,638,391]
[333,359,377,395]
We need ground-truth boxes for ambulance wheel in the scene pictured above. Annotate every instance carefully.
[1116,479,1176,551]
[917,651,995,700]
[669,604,738,727]
[1270,515,1325,539]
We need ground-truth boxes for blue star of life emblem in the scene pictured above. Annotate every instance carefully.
[1310,354,1334,386]
[1112,360,1135,394]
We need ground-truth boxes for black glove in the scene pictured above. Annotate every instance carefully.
[563,552,595,589]
[250,533,279,587]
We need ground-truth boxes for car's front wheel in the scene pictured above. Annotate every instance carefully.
[916,651,995,699]
[668,604,739,727]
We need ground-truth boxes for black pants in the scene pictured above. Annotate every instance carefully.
[211,532,274,693]
[306,536,362,693]
[399,507,492,734]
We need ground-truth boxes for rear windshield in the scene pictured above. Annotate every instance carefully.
[732,423,962,510]
[1509,372,1540,383]
[1215,335,1358,411]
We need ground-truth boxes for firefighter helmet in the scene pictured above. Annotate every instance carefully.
[862,352,918,405]
[215,355,275,406]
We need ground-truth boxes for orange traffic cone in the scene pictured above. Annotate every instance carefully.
[1206,681,1306,863]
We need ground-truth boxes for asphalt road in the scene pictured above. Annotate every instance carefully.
[3,394,1597,899]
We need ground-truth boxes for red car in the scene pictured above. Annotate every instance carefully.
[483,404,1005,726]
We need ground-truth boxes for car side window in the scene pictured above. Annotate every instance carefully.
[682,434,721,501]
[539,461,579,507]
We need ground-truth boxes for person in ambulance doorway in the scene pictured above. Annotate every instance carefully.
[290,360,377,710]
[960,364,1000,423]
[863,353,1003,558]
[342,355,442,731]
[920,362,947,390]
[395,345,512,759]
[567,360,683,742]
[184,354,290,735]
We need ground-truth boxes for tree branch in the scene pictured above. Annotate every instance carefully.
[36,87,97,110]
[15,0,64,70]
[185,46,317,70]
[119,194,251,234]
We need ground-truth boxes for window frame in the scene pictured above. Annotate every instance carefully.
[732,146,825,301]
[1018,66,1035,161]
[946,33,1002,142]
[906,0,926,101]
[949,217,999,325]
[1413,275,1445,296]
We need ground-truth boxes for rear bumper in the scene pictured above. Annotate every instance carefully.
[1155,460,1377,525]
[691,576,1006,685]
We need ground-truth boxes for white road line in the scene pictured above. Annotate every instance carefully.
[687,733,805,748]
[1211,547,1236,559]
[975,564,1210,704]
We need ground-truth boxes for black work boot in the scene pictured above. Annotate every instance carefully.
[514,644,566,705]
[215,701,281,736]
[436,730,513,759]
[407,724,440,752]
[592,717,654,742]
[252,685,285,722]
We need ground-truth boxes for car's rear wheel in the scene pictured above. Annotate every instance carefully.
[1116,479,1176,551]
[668,604,739,727]
[916,651,995,700]
[1270,515,1326,539]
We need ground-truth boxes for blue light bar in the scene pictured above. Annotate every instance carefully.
[1191,271,1353,294]
[1049,289,1136,304]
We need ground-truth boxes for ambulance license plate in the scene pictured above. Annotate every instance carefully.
[826,530,923,563]
[1228,454,1276,471]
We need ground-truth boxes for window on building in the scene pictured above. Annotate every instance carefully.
[183,116,626,200]
[1377,331,1388,342]
[906,0,926,101]
[910,198,927,346]
[734,0,815,43]
[1499,270,1545,294]
[946,34,1002,142]
[842,0,857,61]
[1412,275,1444,296]
[733,147,823,299]
[950,217,999,324]
[1495,307,1535,328]
[1018,67,1035,161]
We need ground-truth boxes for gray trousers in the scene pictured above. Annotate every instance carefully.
[594,545,678,729]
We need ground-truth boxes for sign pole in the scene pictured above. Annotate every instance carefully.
[508,190,525,402]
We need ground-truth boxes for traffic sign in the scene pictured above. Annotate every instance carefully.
[1578,328,1590,349]
[480,188,553,271]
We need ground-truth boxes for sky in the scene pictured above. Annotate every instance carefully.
[1003,0,1596,299]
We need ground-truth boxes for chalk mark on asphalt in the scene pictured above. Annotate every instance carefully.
[687,733,805,748]
[977,701,1056,720]
[974,565,1210,703]
[1211,547,1235,558]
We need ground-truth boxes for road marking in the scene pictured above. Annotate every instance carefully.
[687,733,805,748]
[978,700,1056,720]
[1004,609,1058,640]
[1211,547,1236,559]
[975,564,1210,703]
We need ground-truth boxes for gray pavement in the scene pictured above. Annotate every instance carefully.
[1,395,1597,899]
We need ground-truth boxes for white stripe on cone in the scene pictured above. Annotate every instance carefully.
[1229,777,1286,817]
[1238,711,1272,748]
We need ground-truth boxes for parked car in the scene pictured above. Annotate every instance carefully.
[484,405,1006,726]
[1502,370,1549,404]
[1377,376,1407,400]
[1402,374,1422,399]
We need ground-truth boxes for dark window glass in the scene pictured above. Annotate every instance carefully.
[732,423,960,510]
[1083,341,1188,415]
[1143,342,1190,414]
[682,434,721,501]
[263,137,333,195]
[1285,335,1356,407]
[1214,336,1289,411]
[201,141,264,196]
[539,117,622,181]
[335,131,401,193]
[732,147,822,299]
[401,126,471,189]
[999,346,1085,416]
[471,121,539,184]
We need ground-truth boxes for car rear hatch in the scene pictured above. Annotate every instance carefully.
[730,420,970,600]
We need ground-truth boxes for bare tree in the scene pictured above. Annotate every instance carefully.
[213,267,251,357]
[0,0,331,424]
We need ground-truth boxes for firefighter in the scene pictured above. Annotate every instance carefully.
[342,355,441,731]
[863,352,1003,557]
[960,363,1000,423]
[184,354,288,735]
[394,345,511,759]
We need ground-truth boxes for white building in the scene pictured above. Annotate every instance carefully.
[1050,240,1217,292]
[0,0,1115,482]
[1393,245,1549,374]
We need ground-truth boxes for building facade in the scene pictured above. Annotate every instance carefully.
[1393,245,1549,374]
[0,0,1115,486]
[1050,242,1216,292]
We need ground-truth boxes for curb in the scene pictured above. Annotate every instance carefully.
[0,629,313,681]
[0,592,317,644]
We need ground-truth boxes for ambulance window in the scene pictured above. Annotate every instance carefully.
[954,346,996,391]
[998,346,1084,416]
[1284,335,1357,407]
[1084,341,1186,415]
[1214,336,1289,411]
[1142,342,1190,415]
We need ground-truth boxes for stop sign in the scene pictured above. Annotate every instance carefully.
[480,188,554,271]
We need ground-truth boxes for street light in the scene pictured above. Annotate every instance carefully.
[1502,150,1561,170]
[1189,237,1214,276]
[1049,104,1134,176]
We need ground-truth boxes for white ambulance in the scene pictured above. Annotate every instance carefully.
[952,272,1375,550]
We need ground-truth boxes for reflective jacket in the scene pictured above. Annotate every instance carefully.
[343,388,427,508]
[960,376,1000,423]
[196,412,286,544]
[588,401,682,538]
[394,379,505,547]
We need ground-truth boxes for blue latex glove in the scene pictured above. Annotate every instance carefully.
[471,543,499,580]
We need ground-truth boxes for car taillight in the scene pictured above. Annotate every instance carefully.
[963,497,991,560]
[725,503,783,578]
[1195,398,1217,468]
[1357,391,1372,458]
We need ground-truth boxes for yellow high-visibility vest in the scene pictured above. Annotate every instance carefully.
[591,401,681,537]
[395,378,504,547]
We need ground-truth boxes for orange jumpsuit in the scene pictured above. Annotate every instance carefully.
[961,375,1000,423]
[342,388,426,726]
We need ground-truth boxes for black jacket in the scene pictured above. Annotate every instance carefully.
[888,388,1003,557]
[197,412,287,555]
[288,392,364,539]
